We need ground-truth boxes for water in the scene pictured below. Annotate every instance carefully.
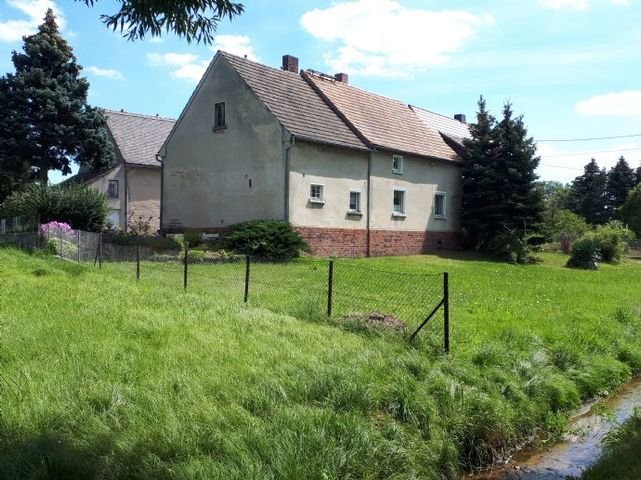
[470,377,641,480]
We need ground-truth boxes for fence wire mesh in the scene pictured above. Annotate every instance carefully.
[0,216,39,250]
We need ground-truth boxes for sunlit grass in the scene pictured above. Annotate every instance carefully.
[1,248,641,479]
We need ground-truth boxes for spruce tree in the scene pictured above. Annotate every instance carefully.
[461,98,543,251]
[461,96,498,249]
[568,159,608,224]
[635,165,641,186]
[606,156,635,217]
[0,9,113,185]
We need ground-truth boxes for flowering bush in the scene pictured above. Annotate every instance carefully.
[40,221,77,257]
[40,221,72,237]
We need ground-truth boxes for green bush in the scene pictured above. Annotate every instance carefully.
[0,183,108,232]
[224,220,309,259]
[543,209,590,243]
[594,222,634,262]
[488,227,542,264]
[184,231,202,247]
[566,233,600,270]
[106,231,182,250]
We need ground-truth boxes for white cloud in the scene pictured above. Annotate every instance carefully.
[540,0,629,9]
[0,0,65,42]
[576,91,641,117]
[212,34,260,62]
[146,52,209,82]
[147,35,258,82]
[85,66,124,80]
[300,0,493,78]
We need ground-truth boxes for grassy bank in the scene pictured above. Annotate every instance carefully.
[582,410,641,480]
[1,248,641,479]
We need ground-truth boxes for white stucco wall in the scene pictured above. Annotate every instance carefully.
[162,56,286,231]
[369,151,462,232]
[289,142,369,229]
[88,165,125,230]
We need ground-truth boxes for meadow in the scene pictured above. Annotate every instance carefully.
[1,248,641,479]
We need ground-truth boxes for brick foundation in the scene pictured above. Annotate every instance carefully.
[296,226,460,257]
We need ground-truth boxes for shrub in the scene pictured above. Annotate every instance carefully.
[488,227,543,264]
[224,220,309,259]
[620,184,641,238]
[566,233,600,270]
[0,183,108,232]
[543,209,590,245]
[594,222,634,262]
[184,231,202,247]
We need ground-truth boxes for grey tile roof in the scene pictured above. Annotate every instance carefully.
[410,105,470,144]
[303,72,461,162]
[103,109,176,167]
[221,52,368,151]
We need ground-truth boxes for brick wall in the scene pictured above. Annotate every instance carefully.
[296,226,460,257]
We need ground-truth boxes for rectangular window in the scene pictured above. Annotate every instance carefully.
[309,184,324,203]
[349,189,361,213]
[393,189,406,215]
[392,155,403,174]
[214,102,226,129]
[108,180,119,198]
[434,191,446,218]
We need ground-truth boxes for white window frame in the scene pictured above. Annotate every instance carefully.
[392,155,404,175]
[392,188,406,217]
[434,191,447,219]
[348,188,362,214]
[309,183,325,204]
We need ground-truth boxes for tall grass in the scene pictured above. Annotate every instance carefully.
[1,249,641,479]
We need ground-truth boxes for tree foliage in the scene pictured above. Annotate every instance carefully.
[78,0,244,44]
[606,156,635,215]
[620,184,641,238]
[568,159,608,224]
[0,9,114,185]
[461,97,543,255]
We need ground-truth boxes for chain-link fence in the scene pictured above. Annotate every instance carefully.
[0,216,40,251]
[2,227,451,350]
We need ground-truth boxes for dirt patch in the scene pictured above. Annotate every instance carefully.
[344,312,407,332]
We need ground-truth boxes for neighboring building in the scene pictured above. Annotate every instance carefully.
[160,51,469,256]
[72,109,175,232]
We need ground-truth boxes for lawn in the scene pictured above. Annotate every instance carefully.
[1,248,641,479]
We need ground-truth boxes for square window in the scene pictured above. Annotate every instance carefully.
[393,189,405,215]
[434,191,446,218]
[349,190,361,212]
[392,155,403,174]
[108,180,119,198]
[310,184,324,203]
[214,102,226,129]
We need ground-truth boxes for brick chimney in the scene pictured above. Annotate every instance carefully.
[282,54,299,73]
[334,73,349,84]
[454,114,466,124]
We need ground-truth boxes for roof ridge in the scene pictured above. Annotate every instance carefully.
[409,104,466,123]
[102,108,176,122]
[218,50,302,78]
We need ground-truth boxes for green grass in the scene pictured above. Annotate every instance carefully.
[582,409,641,480]
[2,248,641,479]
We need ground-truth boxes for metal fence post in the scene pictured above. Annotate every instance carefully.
[183,241,188,291]
[327,259,334,317]
[59,228,63,258]
[98,232,103,269]
[244,255,250,303]
[136,237,140,281]
[76,230,81,262]
[443,272,450,354]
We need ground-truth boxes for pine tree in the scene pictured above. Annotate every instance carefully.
[568,159,608,224]
[461,96,498,249]
[635,165,641,186]
[461,98,543,251]
[0,9,113,185]
[606,156,635,217]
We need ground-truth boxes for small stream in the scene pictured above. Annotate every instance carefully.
[470,377,641,480]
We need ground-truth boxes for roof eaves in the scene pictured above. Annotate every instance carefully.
[294,134,371,153]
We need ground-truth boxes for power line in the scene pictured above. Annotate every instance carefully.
[539,163,584,171]
[539,147,641,158]
[539,133,641,142]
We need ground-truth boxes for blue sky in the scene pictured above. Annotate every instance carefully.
[1,0,640,184]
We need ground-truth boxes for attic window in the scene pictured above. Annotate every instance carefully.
[108,180,119,198]
[392,155,403,174]
[214,102,226,129]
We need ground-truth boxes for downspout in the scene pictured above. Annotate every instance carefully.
[366,150,373,257]
[123,163,129,233]
[283,131,295,222]
[158,151,165,236]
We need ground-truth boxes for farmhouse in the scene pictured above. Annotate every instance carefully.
[160,52,468,256]
[70,109,175,232]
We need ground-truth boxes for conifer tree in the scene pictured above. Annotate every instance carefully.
[461,98,543,251]
[606,156,635,217]
[0,9,113,185]
[568,159,608,224]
